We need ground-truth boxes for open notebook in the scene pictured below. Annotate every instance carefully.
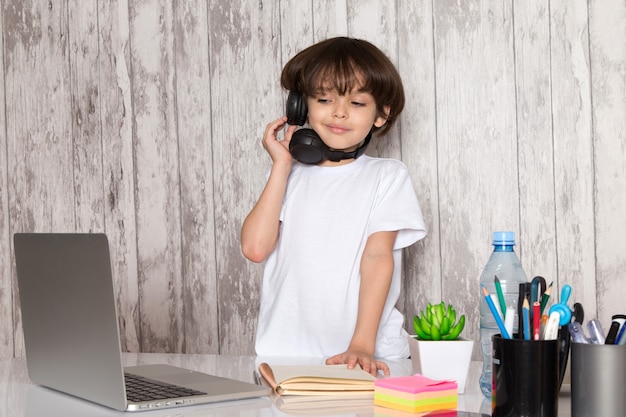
[14,233,269,412]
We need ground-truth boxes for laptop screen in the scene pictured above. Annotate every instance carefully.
[15,233,129,410]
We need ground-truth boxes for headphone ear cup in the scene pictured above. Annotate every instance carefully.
[289,129,328,165]
[286,91,308,126]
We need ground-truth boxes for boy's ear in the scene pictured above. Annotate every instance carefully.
[374,105,391,128]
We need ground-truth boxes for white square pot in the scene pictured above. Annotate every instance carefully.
[407,335,474,394]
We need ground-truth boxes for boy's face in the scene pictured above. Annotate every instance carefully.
[306,86,389,157]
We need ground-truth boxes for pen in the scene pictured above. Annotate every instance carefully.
[606,314,626,345]
[543,311,560,340]
[587,319,606,344]
[533,301,541,340]
[517,283,527,340]
[615,323,626,345]
[605,322,621,345]
[494,276,506,317]
[522,298,530,340]
[568,322,590,343]
[482,286,511,339]
[540,281,553,315]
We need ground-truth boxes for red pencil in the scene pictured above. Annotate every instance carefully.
[533,301,541,340]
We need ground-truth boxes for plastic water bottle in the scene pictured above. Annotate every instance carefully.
[479,231,527,398]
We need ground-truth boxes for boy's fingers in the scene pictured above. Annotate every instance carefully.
[377,360,390,375]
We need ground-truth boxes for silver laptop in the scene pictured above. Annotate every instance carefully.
[14,233,269,412]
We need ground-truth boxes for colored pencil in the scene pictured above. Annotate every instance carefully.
[522,298,530,340]
[540,282,553,314]
[494,276,507,317]
[482,286,511,339]
[533,301,541,340]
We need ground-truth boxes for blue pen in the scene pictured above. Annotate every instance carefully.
[616,322,626,345]
[482,285,511,339]
[587,319,605,344]
[568,322,590,344]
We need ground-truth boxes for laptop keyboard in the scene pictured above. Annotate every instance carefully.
[124,373,207,403]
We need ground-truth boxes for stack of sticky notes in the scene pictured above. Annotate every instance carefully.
[374,406,458,417]
[374,374,458,414]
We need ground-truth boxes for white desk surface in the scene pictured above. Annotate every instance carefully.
[0,353,572,416]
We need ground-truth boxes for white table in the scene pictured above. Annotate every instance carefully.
[0,353,572,416]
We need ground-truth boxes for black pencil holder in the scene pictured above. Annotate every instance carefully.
[492,335,560,417]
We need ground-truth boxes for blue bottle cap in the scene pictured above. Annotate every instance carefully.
[492,231,515,245]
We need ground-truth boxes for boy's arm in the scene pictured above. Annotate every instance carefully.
[326,230,398,375]
[241,117,295,263]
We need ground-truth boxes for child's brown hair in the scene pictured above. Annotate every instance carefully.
[281,37,405,135]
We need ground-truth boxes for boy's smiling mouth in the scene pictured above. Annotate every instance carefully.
[326,124,350,134]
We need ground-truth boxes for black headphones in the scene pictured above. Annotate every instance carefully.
[285,91,372,165]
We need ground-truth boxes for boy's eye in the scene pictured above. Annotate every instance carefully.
[351,101,365,107]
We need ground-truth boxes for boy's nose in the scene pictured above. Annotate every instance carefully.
[332,102,348,118]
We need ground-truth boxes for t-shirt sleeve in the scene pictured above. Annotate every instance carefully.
[367,162,427,249]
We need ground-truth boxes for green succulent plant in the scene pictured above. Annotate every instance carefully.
[413,301,466,340]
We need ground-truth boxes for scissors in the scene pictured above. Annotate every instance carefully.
[571,302,584,324]
[530,276,547,306]
[530,276,547,322]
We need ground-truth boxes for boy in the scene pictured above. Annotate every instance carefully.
[241,37,426,375]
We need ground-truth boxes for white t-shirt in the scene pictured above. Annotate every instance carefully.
[254,155,427,359]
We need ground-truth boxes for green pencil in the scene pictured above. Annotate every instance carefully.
[494,276,506,317]
[540,282,553,314]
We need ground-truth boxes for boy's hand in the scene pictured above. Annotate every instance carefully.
[262,116,297,164]
[325,349,390,376]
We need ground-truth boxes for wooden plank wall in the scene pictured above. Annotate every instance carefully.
[0,0,623,359]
